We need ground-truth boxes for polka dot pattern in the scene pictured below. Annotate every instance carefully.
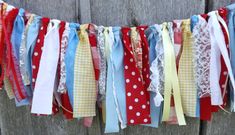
[31,18,50,88]
[121,26,151,125]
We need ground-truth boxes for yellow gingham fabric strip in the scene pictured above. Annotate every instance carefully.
[73,24,96,117]
[178,19,197,117]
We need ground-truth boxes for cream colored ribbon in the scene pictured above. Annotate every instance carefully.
[161,22,186,125]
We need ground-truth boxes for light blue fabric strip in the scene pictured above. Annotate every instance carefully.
[104,27,120,133]
[65,23,80,108]
[26,15,41,89]
[11,8,24,60]
[227,6,235,111]
[11,8,29,106]
[144,25,161,127]
[112,26,127,128]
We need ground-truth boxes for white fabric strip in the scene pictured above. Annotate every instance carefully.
[31,20,60,114]
[208,11,235,106]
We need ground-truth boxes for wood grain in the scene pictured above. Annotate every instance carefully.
[25,0,77,22]
[207,0,235,11]
[90,0,205,26]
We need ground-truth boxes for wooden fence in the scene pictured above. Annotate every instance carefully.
[0,0,235,135]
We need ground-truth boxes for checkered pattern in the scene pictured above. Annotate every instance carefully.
[178,20,197,117]
[73,24,96,117]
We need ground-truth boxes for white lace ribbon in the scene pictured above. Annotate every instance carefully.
[208,11,235,106]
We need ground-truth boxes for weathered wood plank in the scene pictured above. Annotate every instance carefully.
[207,0,235,11]
[90,0,205,26]
[4,0,26,9]
[0,91,33,135]
[25,0,77,22]
[201,111,235,135]
[0,90,89,135]
[121,117,200,135]
[79,0,92,23]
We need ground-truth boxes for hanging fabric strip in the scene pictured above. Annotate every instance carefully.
[65,23,79,108]
[178,20,197,117]
[217,8,229,109]
[11,8,32,106]
[0,2,7,88]
[161,22,186,125]
[208,11,235,109]
[2,8,27,101]
[73,24,96,117]
[121,27,151,125]
[58,22,73,120]
[19,14,34,86]
[57,21,67,93]
[31,17,50,89]
[25,15,41,89]
[145,25,162,127]
[198,14,212,121]
[190,15,200,118]
[148,24,164,107]
[97,26,106,102]
[31,20,60,114]
[88,24,100,97]
[165,20,183,124]
[109,27,126,129]
[227,3,235,111]
[104,27,120,133]
[82,23,100,127]
[192,15,211,98]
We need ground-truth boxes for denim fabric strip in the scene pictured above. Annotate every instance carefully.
[65,23,80,107]
[227,4,235,111]
[144,25,161,127]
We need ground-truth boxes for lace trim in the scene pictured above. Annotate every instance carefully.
[149,24,164,96]
[192,16,211,98]
[97,26,106,101]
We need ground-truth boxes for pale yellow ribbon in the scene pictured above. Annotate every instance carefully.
[161,22,186,125]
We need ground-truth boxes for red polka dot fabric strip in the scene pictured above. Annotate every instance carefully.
[121,27,151,125]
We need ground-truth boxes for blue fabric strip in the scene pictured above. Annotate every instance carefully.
[227,6,235,111]
[105,27,120,133]
[144,25,161,127]
[65,23,80,108]
[26,15,41,90]
[11,8,30,106]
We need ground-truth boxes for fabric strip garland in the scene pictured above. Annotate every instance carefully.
[2,0,235,133]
